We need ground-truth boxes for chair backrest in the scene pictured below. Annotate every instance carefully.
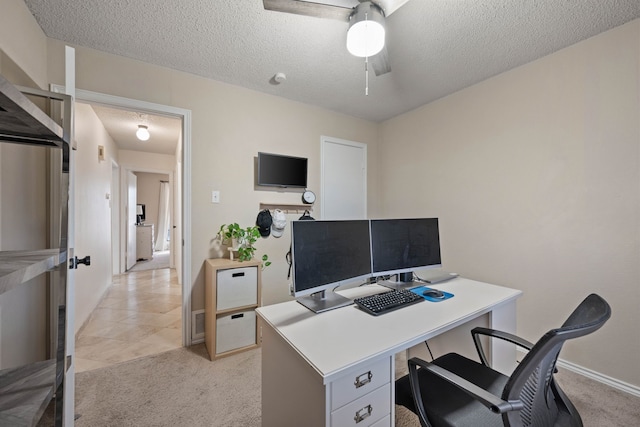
[501,294,611,427]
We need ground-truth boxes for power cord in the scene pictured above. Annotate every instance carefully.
[424,340,435,361]
[413,273,429,283]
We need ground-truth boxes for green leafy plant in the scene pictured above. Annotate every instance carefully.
[217,223,271,268]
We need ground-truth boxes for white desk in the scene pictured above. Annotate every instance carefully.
[256,278,522,427]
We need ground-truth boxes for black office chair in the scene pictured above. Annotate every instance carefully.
[395,293,611,427]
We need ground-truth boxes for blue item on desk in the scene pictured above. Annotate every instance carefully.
[410,286,454,302]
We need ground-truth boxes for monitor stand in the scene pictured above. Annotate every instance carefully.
[380,272,421,291]
[296,290,353,314]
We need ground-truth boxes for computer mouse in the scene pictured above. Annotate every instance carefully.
[423,289,445,299]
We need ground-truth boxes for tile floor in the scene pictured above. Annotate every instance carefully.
[75,268,182,373]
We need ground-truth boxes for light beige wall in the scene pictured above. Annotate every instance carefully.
[73,102,121,332]
[135,172,170,230]
[0,52,49,368]
[0,140,48,369]
[380,20,640,386]
[118,150,176,171]
[46,40,380,309]
[0,0,48,88]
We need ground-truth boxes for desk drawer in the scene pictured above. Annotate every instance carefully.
[370,414,391,427]
[217,266,257,310]
[331,384,391,427]
[331,358,391,410]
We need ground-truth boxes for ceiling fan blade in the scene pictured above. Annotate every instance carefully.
[376,0,412,17]
[263,0,352,21]
[370,45,391,76]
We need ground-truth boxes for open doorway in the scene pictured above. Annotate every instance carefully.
[127,171,173,272]
[65,88,193,372]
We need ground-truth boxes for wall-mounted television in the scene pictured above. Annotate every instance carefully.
[258,152,308,188]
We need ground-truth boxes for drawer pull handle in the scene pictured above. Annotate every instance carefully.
[231,313,244,319]
[232,272,245,277]
[354,371,372,388]
[354,405,372,424]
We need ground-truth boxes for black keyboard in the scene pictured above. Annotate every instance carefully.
[354,289,423,316]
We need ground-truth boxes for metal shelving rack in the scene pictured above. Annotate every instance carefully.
[0,73,72,426]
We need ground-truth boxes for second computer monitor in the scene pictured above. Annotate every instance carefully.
[370,218,442,282]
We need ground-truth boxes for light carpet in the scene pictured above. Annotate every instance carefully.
[128,250,170,272]
[72,343,640,427]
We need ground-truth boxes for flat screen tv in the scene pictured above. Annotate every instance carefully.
[257,152,308,188]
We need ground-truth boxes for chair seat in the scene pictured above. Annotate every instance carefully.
[396,353,509,427]
[396,295,610,427]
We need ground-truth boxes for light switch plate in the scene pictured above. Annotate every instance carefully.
[212,190,220,203]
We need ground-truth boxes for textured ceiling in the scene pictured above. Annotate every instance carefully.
[25,0,640,122]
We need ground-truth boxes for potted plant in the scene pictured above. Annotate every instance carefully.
[217,223,271,268]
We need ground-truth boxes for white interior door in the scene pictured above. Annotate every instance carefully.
[321,136,367,219]
[126,171,137,270]
[62,45,76,427]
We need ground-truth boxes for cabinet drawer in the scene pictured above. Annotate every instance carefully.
[331,357,391,410]
[217,266,257,310]
[331,384,391,427]
[370,414,391,427]
[216,310,256,354]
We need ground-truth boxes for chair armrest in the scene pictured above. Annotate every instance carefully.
[471,327,535,367]
[408,357,524,419]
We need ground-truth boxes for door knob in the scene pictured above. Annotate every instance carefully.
[70,255,91,269]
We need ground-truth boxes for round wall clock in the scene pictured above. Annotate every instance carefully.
[302,190,316,204]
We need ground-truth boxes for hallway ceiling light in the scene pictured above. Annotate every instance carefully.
[136,124,150,141]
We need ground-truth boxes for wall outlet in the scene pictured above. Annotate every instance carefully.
[211,190,220,204]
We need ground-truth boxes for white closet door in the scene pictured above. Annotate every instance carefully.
[321,136,367,220]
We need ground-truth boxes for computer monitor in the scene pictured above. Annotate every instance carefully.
[370,218,442,289]
[291,219,372,313]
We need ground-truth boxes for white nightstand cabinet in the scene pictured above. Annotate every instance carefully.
[204,258,262,360]
[136,224,154,260]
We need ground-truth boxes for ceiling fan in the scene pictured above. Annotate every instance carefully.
[262,0,412,77]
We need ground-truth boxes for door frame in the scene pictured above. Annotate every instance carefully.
[53,85,194,347]
[111,159,120,275]
[125,171,138,271]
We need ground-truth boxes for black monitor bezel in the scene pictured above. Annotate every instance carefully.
[369,217,442,278]
[291,219,372,297]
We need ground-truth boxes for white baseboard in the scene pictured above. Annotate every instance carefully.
[517,349,640,398]
[555,358,640,398]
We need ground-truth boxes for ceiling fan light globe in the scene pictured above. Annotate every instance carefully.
[347,20,385,57]
[346,2,386,58]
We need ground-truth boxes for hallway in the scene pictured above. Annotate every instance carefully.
[75,268,182,372]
